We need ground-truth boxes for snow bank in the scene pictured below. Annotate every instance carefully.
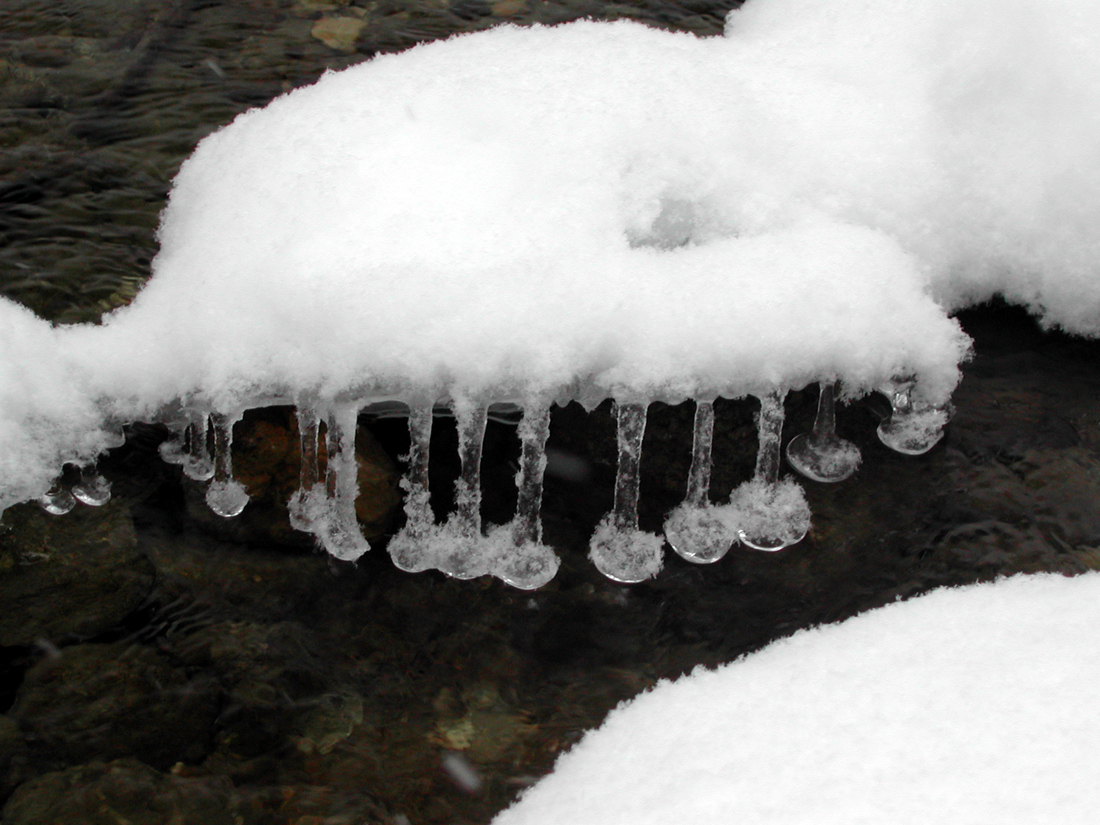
[723,0,1100,331]
[494,572,1100,824]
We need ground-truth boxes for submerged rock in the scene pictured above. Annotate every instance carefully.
[10,642,220,772]
[0,502,152,646]
[1,759,237,825]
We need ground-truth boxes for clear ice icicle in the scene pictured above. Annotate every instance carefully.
[589,401,664,583]
[440,399,491,580]
[786,382,861,483]
[38,483,75,516]
[287,405,324,535]
[157,419,188,465]
[495,401,559,590]
[733,390,810,552]
[877,377,951,455]
[388,401,437,574]
[71,466,111,506]
[315,403,371,562]
[204,411,250,517]
[663,400,736,564]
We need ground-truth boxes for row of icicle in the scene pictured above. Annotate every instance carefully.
[36,379,949,589]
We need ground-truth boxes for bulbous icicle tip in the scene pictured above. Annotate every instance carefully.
[38,486,75,516]
[72,470,111,507]
[589,517,664,583]
[786,382,861,483]
[205,479,249,518]
[731,477,810,552]
[664,504,735,564]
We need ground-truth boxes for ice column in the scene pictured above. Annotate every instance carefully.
[205,411,250,517]
[877,378,951,455]
[438,398,490,580]
[37,483,75,515]
[663,400,737,564]
[731,390,810,552]
[159,410,215,481]
[319,403,371,561]
[589,401,664,583]
[786,382,861,483]
[491,400,560,590]
[287,404,322,536]
[387,400,438,574]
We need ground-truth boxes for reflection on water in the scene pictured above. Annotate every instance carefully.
[3,2,1100,823]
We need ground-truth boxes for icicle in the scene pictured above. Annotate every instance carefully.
[877,377,951,455]
[204,411,249,517]
[589,401,664,583]
[663,399,736,564]
[157,419,188,466]
[161,410,214,481]
[493,400,559,590]
[731,390,810,552]
[71,466,111,507]
[439,398,491,580]
[315,403,371,562]
[287,405,324,535]
[786,381,861,483]
[38,482,75,516]
[181,412,215,481]
[388,401,437,574]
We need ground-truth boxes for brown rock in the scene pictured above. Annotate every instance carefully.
[311,15,367,52]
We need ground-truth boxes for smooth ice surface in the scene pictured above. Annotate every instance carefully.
[7,0,1100,511]
[493,572,1100,825]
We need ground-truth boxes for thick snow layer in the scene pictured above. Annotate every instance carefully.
[723,0,1100,332]
[494,572,1100,825]
[71,17,969,410]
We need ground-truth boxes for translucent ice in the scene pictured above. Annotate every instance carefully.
[877,378,951,456]
[735,392,810,552]
[71,467,112,507]
[786,382,861,483]
[493,402,560,590]
[590,402,665,583]
[664,401,737,565]
[387,402,438,575]
[204,412,250,518]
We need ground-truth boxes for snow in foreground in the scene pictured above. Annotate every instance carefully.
[494,572,1100,824]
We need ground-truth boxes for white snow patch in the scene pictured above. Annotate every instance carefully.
[494,572,1100,825]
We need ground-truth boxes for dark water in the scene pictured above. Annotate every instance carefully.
[3,2,1100,823]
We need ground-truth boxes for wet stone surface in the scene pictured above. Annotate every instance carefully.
[4,1,1100,823]
[0,500,153,647]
